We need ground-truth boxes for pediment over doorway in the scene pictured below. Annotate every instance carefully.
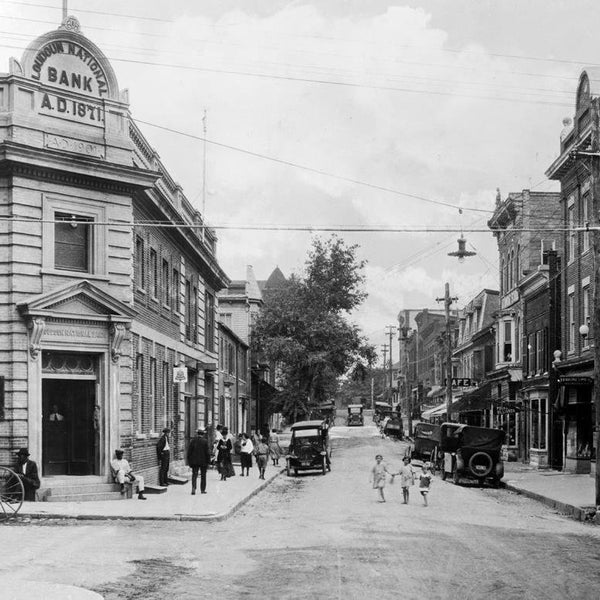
[16,280,136,321]
[16,280,135,361]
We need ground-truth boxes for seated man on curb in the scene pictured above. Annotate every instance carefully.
[110,449,147,500]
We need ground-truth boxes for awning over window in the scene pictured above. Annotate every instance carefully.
[451,383,492,413]
[421,401,449,420]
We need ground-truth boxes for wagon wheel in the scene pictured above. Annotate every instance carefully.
[0,466,24,520]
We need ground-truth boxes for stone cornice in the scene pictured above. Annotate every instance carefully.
[0,141,159,192]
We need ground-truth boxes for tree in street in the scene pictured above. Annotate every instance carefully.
[252,236,376,422]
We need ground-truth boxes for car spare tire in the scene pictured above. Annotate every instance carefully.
[468,452,493,478]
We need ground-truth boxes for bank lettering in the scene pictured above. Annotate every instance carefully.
[31,41,109,97]
[40,92,104,123]
[45,327,103,338]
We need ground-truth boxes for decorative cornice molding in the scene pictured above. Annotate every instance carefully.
[110,322,130,362]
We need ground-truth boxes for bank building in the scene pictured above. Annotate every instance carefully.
[0,16,229,499]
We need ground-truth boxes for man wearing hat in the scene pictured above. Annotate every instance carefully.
[110,449,146,500]
[156,427,171,487]
[14,448,40,501]
[187,429,211,495]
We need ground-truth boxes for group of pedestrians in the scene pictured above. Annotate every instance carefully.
[371,454,432,506]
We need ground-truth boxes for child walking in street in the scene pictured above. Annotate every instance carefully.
[418,462,432,506]
[396,456,416,504]
[371,454,393,503]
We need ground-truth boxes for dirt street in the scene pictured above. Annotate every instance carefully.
[2,424,600,600]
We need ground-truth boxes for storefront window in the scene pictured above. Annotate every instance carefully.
[530,398,547,450]
[565,388,593,459]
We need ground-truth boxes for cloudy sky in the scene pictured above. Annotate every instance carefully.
[0,0,591,359]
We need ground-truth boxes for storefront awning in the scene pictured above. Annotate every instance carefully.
[451,382,492,413]
[421,401,448,420]
[426,385,442,398]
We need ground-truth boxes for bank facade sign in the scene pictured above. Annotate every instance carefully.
[19,17,119,129]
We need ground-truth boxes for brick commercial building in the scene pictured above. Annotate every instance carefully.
[546,69,598,475]
[0,16,229,497]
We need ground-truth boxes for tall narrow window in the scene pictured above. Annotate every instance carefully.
[503,321,512,362]
[185,279,192,341]
[172,268,179,312]
[205,291,215,352]
[136,353,144,432]
[55,212,92,272]
[568,202,576,262]
[150,357,157,431]
[536,330,544,374]
[568,293,575,352]
[162,259,170,307]
[162,361,170,429]
[149,248,158,300]
[193,284,198,344]
[135,236,145,290]
[582,192,590,252]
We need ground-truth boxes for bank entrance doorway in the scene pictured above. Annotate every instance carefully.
[42,377,97,476]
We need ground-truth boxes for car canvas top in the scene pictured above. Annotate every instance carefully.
[290,420,327,430]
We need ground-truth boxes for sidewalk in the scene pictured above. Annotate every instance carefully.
[16,465,284,522]
[502,462,597,522]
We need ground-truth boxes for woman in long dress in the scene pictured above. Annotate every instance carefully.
[268,429,282,466]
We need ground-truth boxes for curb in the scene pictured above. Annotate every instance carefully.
[502,482,596,522]
[15,467,286,523]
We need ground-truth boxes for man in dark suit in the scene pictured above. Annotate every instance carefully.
[14,448,40,501]
[187,429,211,495]
[156,428,170,487]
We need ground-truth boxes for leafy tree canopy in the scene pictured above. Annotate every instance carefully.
[252,236,376,423]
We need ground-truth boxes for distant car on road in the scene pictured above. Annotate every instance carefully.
[286,420,331,476]
[346,404,364,426]
[439,423,505,487]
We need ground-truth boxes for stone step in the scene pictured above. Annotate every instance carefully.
[46,483,120,496]
[45,491,124,502]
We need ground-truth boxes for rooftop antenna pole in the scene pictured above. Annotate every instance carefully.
[201,109,207,243]
[62,0,68,20]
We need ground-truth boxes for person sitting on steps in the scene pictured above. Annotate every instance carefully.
[110,449,147,500]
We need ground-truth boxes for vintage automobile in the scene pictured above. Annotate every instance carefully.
[439,422,505,487]
[346,404,364,426]
[286,420,331,476]
[410,422,441,468]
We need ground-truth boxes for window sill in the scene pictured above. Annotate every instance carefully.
[149,431,160,439]
[42,268,110,282]
[136,288,147,295]
[135,432,147,440]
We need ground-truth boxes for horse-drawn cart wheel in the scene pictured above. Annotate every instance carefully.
[0,466,24,520]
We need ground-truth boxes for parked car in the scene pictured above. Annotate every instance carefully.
[346,404,364,426]
[410,422,441,469]
[286,420,331,476]
[439,423,505,487]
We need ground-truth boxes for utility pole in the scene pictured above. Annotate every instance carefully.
[381,344,389,401]
[385,326,397,400]
[591,153,600,510]
[62,0,68,20]
[436,283,458,421]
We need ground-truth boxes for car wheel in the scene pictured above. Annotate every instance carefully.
[468,452,493,478]
[286,463,291,477]
[452,466,460,486]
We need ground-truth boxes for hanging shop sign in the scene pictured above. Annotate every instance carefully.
[558,376,593,386]
[443,377,473,387]
[173,366,188,384]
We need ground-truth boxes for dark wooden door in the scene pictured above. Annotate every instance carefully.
[42,379,96,476]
